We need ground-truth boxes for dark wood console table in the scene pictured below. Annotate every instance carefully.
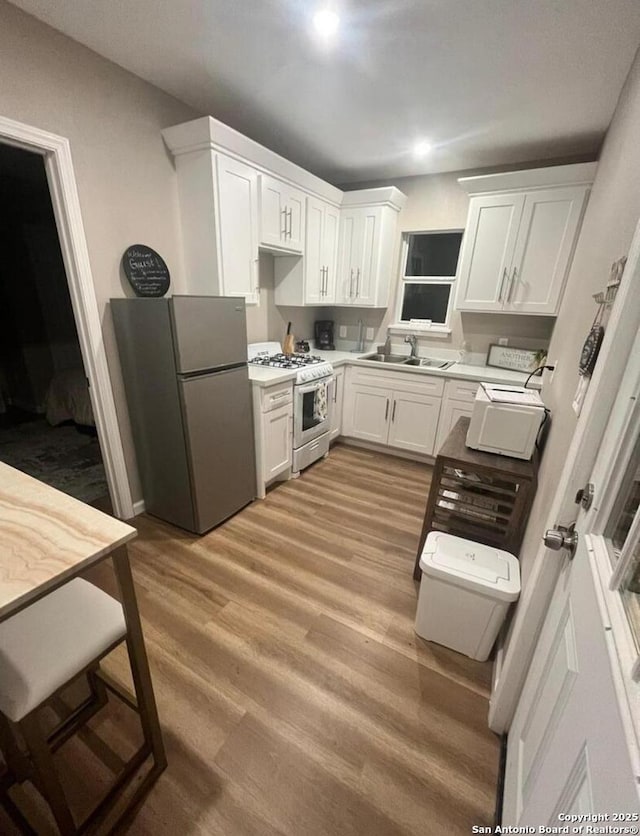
[413,416,538,580]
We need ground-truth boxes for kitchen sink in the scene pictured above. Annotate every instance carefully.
[360,352,454,370]
[405,357,455,369]
[360,353,411,363]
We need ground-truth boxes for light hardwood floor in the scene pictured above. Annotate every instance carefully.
[4,443,500,835]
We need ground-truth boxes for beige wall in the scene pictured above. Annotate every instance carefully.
[0,1,199,504]
[327,171,554,355]
[516,45,640,585]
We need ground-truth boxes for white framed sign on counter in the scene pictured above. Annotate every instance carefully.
[486,344,547,373]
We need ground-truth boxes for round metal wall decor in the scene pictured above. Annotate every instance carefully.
[122,245,170,297]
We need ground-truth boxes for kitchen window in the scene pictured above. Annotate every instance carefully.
[394,231,463,332]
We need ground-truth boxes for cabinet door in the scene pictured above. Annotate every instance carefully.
[434,398,474,455]
[322,204,340,303]
[387,391,442,456]
[262,403,292,480]
[216,155,259,304]
[344,383,390,444]
[506,186,588,315]
[456,193,525,312]
[336,211,361,304]
[285,185,305,254]
[304,197,324,304]
[259,174,287,250]
[330,368,345,440]
[352,208,381,306]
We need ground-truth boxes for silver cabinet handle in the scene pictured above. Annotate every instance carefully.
[507,266,517,302]
[391,400,397,422]
[323,266,327,296]
[320,266,324,296]
[355,268,360,298]
[385,398,390,421]
[287,207,293,239]
[498,267,508,302]
[349,268,354,298]
[281,207,287,239]
[324,265,328,297]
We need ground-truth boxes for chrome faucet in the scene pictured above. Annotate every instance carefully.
[404,334,419,358]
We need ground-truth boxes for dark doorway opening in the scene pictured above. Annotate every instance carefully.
[0,143,108,505]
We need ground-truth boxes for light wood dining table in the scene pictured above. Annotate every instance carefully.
[0,461,166,828]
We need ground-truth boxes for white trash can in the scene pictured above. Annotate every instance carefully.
[414,532,520,661]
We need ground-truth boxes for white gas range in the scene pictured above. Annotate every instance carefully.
[248,342,335,474]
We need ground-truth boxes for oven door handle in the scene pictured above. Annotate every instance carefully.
[295,376,335,395]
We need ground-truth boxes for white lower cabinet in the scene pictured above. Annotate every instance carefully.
[387,391,441,455]
[330,367,345,441]
[253,382,293,498]
[343,367,444,456]
[346,384,391,444]
[434,378,479,453]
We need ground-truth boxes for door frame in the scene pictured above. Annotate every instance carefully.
[489,216,640,732]
[0,115,134,519]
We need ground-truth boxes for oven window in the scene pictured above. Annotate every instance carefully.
[302,390,322,432]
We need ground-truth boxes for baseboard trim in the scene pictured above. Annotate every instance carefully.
[338,436,435,465]
[132,499,146,517]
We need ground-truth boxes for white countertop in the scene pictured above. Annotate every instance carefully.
[248,350,541,389]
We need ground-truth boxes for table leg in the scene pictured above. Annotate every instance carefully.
[111,547,167,774]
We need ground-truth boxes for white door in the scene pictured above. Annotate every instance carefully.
[330,368,345,441]
[284,185,305,254]
[304,197,324,304]
[259,174,287,251]
[503,313,640,821]
[322,204,340,303]
[352,208,380,306]
[337,211,361,304]
[435,398,474,454]
[344,384,390,443]
[387,391,441,456]
[456,193,525,312]
[262,403,292,480]
[506,187,588,315]
[216,154,259,304]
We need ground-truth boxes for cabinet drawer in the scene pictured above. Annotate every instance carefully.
[350,365,445,397]
[261,383,293,413]
[445,379,481,404]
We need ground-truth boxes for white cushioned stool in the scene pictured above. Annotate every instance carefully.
[0,578,150,835]
[0,579,126,722]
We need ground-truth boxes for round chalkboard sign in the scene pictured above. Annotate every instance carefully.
[122,245,170,297]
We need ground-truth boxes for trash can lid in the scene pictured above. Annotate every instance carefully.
[419,532,520,601]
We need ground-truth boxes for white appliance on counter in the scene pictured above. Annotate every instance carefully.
[466,383,547,460]
[248,342,335,474]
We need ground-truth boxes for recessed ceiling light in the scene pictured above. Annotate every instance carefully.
[313,8,340,38]
[413,140,433,158]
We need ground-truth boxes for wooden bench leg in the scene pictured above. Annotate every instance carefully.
[19,712,76,835]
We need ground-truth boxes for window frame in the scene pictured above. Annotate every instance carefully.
[391,229,463,335]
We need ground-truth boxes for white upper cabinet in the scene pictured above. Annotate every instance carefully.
[455,163,596,316]
[336,189,404,308]
[507,187,588,314]
[274,196,340,306]
[216,154,260,304]
[259,174,305,254]
[456,193,525,312]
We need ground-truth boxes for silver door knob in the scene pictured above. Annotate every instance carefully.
[543,524,578,559]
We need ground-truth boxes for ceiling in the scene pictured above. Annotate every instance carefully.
[10,0,640,184]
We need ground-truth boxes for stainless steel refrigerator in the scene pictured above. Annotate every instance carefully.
[111,296,255,533]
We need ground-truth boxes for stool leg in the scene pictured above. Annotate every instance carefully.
[19,713,76,836]
[112,548,167,774]
[0,713,30,784]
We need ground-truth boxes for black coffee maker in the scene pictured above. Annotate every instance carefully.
[314,320,335,351]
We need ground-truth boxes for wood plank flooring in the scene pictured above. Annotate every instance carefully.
[4,443,500,835]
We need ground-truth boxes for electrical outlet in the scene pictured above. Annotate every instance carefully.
[366,327,374,340]
[498,337,509,346]
[339,325,347,338]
